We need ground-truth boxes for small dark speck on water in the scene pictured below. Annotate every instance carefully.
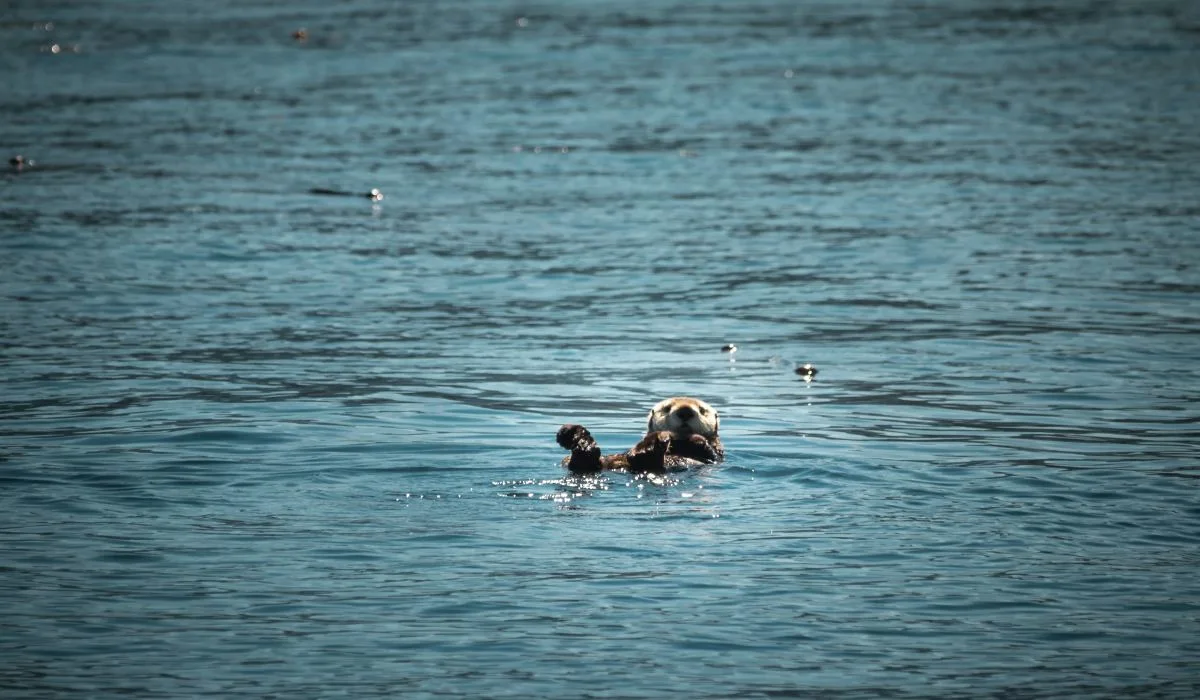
[308,187,384,201]
[795,363,818,380]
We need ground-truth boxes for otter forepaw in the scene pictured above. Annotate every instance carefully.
[684,434,722,463]
[627,431,672,472]
[557,424,602,474]
[557,424,594,451]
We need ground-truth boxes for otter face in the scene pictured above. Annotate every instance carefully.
[647,397,719,439]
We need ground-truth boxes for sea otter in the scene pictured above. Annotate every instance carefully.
[557,397,725,474]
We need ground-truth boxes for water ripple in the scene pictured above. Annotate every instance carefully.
[3,0,1200,697]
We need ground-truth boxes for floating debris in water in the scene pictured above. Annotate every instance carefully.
[308,187,384,201]
[720,344,737,354]
[795,363,818,380]
[41,43,80,54]
[292,28,309,41]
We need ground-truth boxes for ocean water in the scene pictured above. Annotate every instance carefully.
[2,1,1199,697]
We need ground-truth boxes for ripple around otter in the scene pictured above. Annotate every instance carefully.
[2,0,1200,698]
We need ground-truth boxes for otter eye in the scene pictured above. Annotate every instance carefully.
[699,407,708,415]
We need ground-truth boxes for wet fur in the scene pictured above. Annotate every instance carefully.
[557,397,725,474]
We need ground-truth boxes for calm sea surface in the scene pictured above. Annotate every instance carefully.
[2,1,1199,697]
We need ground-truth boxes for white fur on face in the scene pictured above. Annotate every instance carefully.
[647,397,719,438]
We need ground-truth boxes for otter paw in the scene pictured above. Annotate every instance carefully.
[628,431,672,472]
[557,424,602,474]
[684,434,721,462]
[557,424,595,451]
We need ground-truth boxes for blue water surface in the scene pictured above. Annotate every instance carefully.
[2,1,1200,697]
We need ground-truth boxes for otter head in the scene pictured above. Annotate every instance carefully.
[647,397,719,439]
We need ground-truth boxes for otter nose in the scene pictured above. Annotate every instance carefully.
[673,405,696,421]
